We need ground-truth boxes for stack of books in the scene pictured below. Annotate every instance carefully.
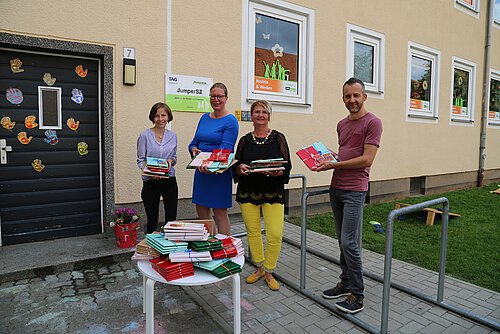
[296,141,338,171]
[169,250,212,262]
[211,239,238,259]
[210,260,242,279]
[248,158,286,173]
[193,258,231,271]
[215,234,244,257]
[150,257,194,281]
[187,150,237,173]
[163,221,210,241]
[132,238,161,260]
[190,236,223,252]
[146,233,188,255]
[142,157,170,178]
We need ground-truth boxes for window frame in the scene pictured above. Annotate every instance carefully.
[346,24,385,98]
[242,0,314,112]
[38,86,62,130]
[455,0,480,18]
[488,69,500,127]
[406,42,441,121]
[450,57,476,125]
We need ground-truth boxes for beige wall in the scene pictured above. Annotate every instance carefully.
[1,0,499,208]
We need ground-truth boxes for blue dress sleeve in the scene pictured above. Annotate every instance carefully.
[220,115,239,152]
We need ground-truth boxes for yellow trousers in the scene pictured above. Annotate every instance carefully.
[240,202,284,272]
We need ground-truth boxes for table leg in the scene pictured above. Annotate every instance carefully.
[232,273,241,334]
[145,278,156,334]
[142,275,146,314]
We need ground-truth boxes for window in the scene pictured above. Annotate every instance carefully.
[495,0,500,25]
[455,0,480,17]
[346,24,385,97]
[488,69,500,126]
[406,42,440,120]
[242,0,314,111]
[450,57,476,124]
[38,86,62,129]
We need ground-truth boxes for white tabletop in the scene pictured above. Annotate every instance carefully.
[137,255,245,286]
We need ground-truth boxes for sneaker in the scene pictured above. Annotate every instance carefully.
[335,294,364,314]
[322,282,351,299]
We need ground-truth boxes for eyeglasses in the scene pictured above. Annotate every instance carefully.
[209,95,226,100]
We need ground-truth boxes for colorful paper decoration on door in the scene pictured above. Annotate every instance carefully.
[10,58,25,73]
[75,65,88,78]
[32,159,45,172]
[71,88,84,104]
[1,116,15,130]
[25,115,38,129]
[17,131,33,144]
[43,73,57,86]
[78,141,89,155]
[44,130,59,145]
[6,87,23,104]
[66,117,80,131]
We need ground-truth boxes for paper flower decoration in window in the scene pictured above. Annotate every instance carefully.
[25,115,38,129]
[75,65,88,78]
[17,131,33,145]
[272,43,284,57]
[1,116,15,131]
[6,87,23,105]
[255,16,262,24]
[32,159,45,172]
[10,58,24,73]
[67,117,80,131]
[43,73,56,86]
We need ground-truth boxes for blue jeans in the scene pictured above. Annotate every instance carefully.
[330,188,366,299]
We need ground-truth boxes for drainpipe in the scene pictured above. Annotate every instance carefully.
[478,0,494,187]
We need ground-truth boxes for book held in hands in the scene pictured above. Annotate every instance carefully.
[296,142,338,171]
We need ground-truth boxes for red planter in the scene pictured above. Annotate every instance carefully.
[113,222,138,248]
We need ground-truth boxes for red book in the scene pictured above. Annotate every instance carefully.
[209,149,230,162]
[211,241,238,259]
[296,142,338,171]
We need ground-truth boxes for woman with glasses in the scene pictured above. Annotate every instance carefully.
[188,82,239,235]
[233,100,291,291]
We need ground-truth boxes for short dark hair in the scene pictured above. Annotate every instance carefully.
[148,102,173,123]
[343,77,366,94]
[210,82,228,97]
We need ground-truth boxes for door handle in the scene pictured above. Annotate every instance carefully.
[1,139,13,165]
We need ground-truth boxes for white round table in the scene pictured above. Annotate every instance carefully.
[137,255,244,334]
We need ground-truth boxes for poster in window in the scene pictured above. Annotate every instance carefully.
[452,68,469,116]
[489,78,500,120]
[354,41,374,84]
[410,55,432,112]
[254,14,299,96]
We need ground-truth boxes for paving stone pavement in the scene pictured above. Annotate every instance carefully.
[0,220,498,334]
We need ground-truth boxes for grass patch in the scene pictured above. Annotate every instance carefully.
[288,183,500,292]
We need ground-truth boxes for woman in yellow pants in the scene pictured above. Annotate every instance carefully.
[233,100,291,291]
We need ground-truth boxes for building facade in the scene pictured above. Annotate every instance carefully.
[1,0,499,244]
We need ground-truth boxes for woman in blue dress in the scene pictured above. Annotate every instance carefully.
[188,83,239,235]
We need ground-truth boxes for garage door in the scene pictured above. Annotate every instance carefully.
[0,48,102,245]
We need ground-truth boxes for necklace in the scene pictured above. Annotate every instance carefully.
[153,128,163,140]
[252,129,271,145]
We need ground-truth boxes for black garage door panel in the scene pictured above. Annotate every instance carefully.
[0,48,102,245]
